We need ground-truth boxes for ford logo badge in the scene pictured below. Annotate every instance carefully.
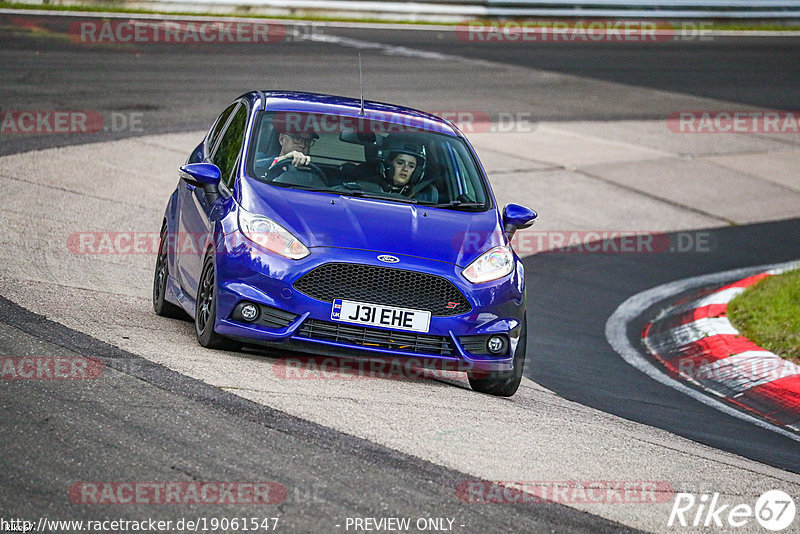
[377,255,399,264]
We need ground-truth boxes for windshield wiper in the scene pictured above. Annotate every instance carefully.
[272,184,332,194]
[275,183,419,204]
[433,200,485,209]
[343,191,419,204]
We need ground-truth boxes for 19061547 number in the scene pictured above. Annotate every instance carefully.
[199,517,279,531]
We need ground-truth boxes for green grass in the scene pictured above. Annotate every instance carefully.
[727,268,800,364]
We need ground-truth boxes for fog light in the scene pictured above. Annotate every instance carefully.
[241,303,259,322]
[487,335,507,355]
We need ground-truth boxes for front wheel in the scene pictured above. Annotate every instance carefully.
[195,254,239,350]
[468,314,527,397]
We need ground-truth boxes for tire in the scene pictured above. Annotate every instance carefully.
[468,314,527,397]
[153,224,186,319]
[195,254,239,350]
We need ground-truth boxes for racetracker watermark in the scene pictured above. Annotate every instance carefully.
[273,356,475,380]
[67,231,312,255]
[68,19,286,44]
[0,357,103,379]
[675,356,800,383]
[456,20,713,43]
[67,230,716,255]
[273,110,535,135]
[68,482,287,505]
[668,111,800,133]
[3,517,279,533]
[454,230,715,254]
[456,481,674,504]
[437,111,535,133]
[0,110,143,134]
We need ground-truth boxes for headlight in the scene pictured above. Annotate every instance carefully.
[462,245,514,284]
[238,209,310,260]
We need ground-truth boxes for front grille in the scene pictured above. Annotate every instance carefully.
[296,319,454,356]
[293,263,471,317]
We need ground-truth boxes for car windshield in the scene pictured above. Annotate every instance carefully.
[246,111,491,209]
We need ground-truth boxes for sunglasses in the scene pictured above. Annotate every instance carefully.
[286,134,316,147]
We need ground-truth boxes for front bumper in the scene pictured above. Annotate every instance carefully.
[213,234,526,373]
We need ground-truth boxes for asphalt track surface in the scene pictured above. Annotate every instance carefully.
[313,28,800,114]
[1,11,799,531]
[0,297,619,532]
[524,219,800,473]
[2,14,800,155]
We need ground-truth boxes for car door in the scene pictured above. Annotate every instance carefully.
[176,101,247,299]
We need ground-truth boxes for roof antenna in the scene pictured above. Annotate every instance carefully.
[358,52,365,116]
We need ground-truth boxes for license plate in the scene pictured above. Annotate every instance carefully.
[331,299,431,333]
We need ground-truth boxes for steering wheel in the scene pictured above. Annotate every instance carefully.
[266,161,327,183]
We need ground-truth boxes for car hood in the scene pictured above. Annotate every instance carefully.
[239,179,504,267]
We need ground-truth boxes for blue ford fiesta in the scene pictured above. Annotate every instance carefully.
[153,91,537,396]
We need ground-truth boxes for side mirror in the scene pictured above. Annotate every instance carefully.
[503,204,537,239]
[179,163,221,187]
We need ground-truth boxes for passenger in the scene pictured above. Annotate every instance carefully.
[379,141,438,202]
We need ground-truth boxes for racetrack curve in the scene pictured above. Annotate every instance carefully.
[523,221,800,472]
[2,12,800,533]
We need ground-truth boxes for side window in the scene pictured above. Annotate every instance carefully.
[212,104,248,189]
[445,141,487,205]
[206,102,238,158]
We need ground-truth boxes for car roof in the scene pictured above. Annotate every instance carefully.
[245,90,460,137]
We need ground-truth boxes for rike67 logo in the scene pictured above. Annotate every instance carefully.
[668,490,796,531]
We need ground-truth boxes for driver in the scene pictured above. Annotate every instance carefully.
[270,131,318,168]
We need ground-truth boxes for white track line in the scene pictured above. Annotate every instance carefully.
[605,259,800,443]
